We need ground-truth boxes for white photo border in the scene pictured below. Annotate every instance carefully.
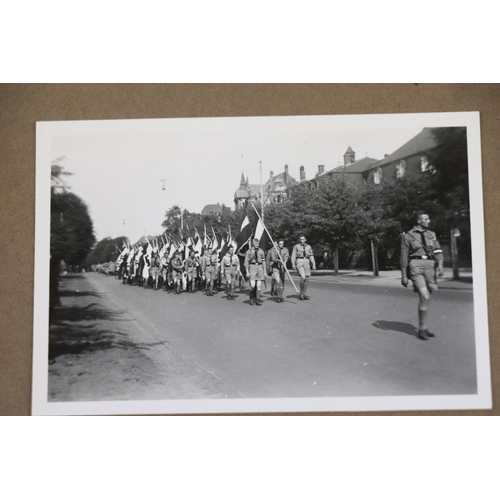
[32,111,491,415]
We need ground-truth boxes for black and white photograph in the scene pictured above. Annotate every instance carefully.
[32,112,491,415]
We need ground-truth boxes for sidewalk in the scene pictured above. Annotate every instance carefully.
[301,267,473,290]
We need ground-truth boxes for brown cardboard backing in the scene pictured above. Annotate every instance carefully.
[1,83,498,416]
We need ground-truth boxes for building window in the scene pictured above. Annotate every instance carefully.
[420,155,432,172]
[396,160,406,178]
[373,168,382,185]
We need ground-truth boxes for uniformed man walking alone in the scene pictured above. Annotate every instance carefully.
[268,238,289,303]
[244,238,266,305]
[400,212,444,340]
[291,236,316,300]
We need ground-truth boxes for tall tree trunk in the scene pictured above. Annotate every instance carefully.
[371,239,379,277]
[49,257,62,324]
[333,240,339,276]
[450,228,460,280]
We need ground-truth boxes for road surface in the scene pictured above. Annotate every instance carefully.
[49,271,477,401]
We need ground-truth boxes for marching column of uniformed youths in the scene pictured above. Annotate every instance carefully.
[112,211,445,338]
[115,236,316,304]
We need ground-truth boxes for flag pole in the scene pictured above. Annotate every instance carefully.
[249,201,298,294]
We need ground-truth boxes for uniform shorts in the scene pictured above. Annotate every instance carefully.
[409,259,437,293]
[224,268,239,284]
[248,263,265,281]
[204,266,217,280]
[296,258,311,278]
[186,267,197,280]
[150,267,160,279]
[171,269,183,281]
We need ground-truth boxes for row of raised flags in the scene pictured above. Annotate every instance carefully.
[117,214,271,266]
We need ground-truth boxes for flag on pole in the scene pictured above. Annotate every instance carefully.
[204,224,212,248]
[235,216,252,253]
[211,226,218,251]
[254,218,271,251]
[194,227,201,246]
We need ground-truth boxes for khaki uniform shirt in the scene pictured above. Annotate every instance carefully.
[400,226,443,276]
[244,247,266,267]
[291,243,314,266]
[268,246,289,269]
[221,254,240,273]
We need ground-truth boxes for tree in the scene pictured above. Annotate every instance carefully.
[50,163,95,319]
[85,236,129,266]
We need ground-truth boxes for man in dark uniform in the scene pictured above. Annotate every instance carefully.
[268,238,290,303]
[244,238,266,305]
[401,211,444,340]
[291,235,316,300]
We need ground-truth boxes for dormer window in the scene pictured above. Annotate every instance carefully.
[396,160,406,178]
[373,168,383,185]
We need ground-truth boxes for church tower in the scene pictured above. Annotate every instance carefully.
[344,146,355,165]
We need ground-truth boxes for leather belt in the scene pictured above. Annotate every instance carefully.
[410,256,430,260]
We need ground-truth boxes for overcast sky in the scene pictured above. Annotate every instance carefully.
[51,117,423,243]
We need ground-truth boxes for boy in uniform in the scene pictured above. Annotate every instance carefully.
[400,212,444,340]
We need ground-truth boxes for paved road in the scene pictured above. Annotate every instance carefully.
[87,272,477,399]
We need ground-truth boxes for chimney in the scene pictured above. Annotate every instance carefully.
[318,165,325,175]
[384,154,389,158]
[300,166,305,181]
[284,164,288,182]
[270,171,274,179]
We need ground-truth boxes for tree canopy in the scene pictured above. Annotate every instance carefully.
[51,163,95,265]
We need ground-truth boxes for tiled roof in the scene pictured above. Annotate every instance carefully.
[329,156,378,174]
[367,128,438,170]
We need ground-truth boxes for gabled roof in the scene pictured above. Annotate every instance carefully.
[329,156,378,174]
[367,128,438,170]
[264,171,297,190]
[202,203,223,215]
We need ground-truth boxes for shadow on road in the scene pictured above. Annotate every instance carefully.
[49,322,167,360]
[53,303,132,323]
[60,290,103,298]
[372,320,418,337]
[50,276,167,361]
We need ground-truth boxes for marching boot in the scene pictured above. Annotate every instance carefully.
[299,281,305,300]
[277,285,283,303]
[176,282,181,295]
[249,287,255,305]
[417,329,429,340]
[256,289,263,305]
[226,284,230,300]
[230,284,234,300]
[271,283,276,296]
[303,281,310,300]
[209,283,214,296]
